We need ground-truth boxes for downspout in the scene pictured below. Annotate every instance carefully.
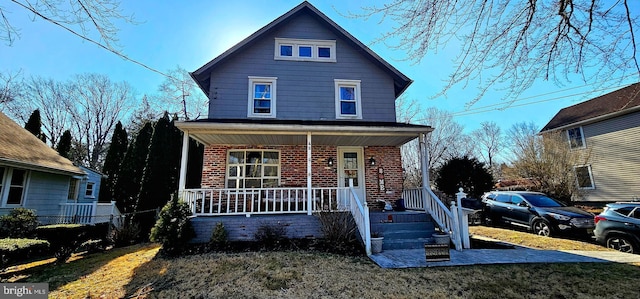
[307,132,313,215]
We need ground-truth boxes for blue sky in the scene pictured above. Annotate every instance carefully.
[1,0,638,133]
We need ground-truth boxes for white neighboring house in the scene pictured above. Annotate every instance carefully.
[0,111,119,224]
[540,83,640,202]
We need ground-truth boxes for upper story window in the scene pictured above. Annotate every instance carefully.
[275,38,336,62]
[575,165,595,189]
[335,79,362,119]
[85,182,95,198]
[567,127,585,149]
[0,167,28,206]
[248,76,277,118]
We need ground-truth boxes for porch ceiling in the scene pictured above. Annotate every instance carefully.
[176,119,432,147]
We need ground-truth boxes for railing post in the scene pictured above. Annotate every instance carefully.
[450,201,462,250]
[91,201,98,224]
[456,188,470,249]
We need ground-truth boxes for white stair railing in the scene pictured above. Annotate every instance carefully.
[344,179,371,255]
[403,188,463,250]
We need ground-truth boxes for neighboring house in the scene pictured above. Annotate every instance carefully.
[175,2,466,253]
[540,83,640,202]
[0,111,117,224]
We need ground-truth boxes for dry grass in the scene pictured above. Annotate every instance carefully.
[5,230,639,298]
[468,225,610,251]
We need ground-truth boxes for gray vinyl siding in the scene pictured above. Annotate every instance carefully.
[207,11,397,122]
[575,110,640,202]
[22,171,70,217]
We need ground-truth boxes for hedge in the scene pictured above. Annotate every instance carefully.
[0,238,50,269]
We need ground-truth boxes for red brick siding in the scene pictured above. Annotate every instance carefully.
[201,145,402,202]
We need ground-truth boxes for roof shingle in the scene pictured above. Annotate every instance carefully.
[541,83,640,132]
[0,111,84,175]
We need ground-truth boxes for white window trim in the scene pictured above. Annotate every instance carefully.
[274,38,336,62]
[226,149,281,189]
[567,127,586,149]
[334,79,362,119]
[0,167,30,207]
[574,165,595,190]
[247,76,277,118]
[85,182,95,198]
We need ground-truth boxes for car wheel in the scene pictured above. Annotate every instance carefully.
[606,235,636,253]
[531,219,552,237]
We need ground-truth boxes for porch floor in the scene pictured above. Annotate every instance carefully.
[369,239,640,268]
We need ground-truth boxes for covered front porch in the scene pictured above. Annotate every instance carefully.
[175,119,469,254]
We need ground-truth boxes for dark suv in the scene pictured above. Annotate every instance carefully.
[481,191,594,236]
[594,202,640,254]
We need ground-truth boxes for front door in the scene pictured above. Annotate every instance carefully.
[337,147,365,204]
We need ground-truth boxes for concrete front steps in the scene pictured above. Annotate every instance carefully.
[369,211,437,250]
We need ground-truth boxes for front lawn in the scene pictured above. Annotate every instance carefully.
[3,235,638,298]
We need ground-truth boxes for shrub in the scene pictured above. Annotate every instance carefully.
[149,195,195,257]
[0,238,50,270]
[35,223,104,262]
[209,222,228,251]
[254,222,287,250]
[0,208,39,238]
[110,222,141,248]
[316,211,358,254]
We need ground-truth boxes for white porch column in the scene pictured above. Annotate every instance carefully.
[306,132,313,215]
[178,131,190,196]
[419,132,430,190]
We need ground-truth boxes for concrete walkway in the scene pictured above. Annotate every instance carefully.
[370,244,640,268]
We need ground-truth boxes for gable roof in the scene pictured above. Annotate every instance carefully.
[190,1,412,98]
[0,111,84,176]
[540,82,640,132]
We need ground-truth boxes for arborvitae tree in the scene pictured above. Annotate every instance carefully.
[56,130,73,159]
[136,112,182,237]
[113,121,153,215]
[99,121,128,202]
[24,109,46,142]
[434,156,494,198]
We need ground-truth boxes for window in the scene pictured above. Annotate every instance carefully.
[68,178,79,200]
[575,165,595,189]
[227,150,280,189]
[567,127,585,149]
[334,79,362,119]
[495,194,511,203]
[274,38,336,62]
[0,168,28,206]
[85,182,95,197]
[248,77,277,118]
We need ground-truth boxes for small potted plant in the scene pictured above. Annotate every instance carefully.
[432,230,450,245]
[371,232,384,254]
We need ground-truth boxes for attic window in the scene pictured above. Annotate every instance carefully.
[275,38,336,62]
[567,127,585,149]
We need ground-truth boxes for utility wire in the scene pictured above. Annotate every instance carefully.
[10,0,179,81]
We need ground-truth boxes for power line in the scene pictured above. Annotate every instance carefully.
[9,0,178,82]
[451,83,636,117]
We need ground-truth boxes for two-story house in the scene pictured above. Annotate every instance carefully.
[175,2,466,253]
[540,82,640,202]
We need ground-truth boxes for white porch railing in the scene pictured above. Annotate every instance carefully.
[58,201,119,225]
[182,187,350,216]
[403,188,463,250]
[344,181,371,255]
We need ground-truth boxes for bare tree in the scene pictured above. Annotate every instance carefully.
[471,121,503,171]
[505,122,591,202]
[0,70,22,111]
[357,1,640,105]
[399,106,469,187]
[66,73,133,169]
[19,76,71,147]
[156,66,209,120]
[507,121,540,160]
[1,0,134,50]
